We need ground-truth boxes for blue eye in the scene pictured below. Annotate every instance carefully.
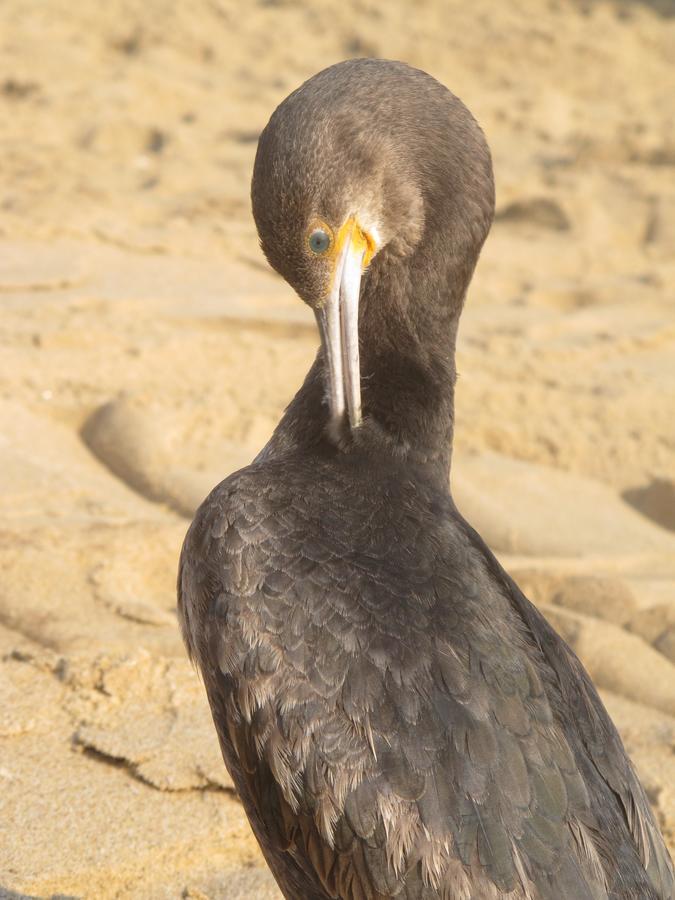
[308,228,331,254]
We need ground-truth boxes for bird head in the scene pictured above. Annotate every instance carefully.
[251,58,494,435]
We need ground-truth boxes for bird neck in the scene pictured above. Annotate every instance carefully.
[264,244,470,488]
[355,247,462,481]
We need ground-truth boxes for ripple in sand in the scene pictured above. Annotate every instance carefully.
[494,196,571,231]
[453,450,675,557]
[81,394,273,517]
[623,478,675,533]
[69,652,233,792]
[541,603,675,718]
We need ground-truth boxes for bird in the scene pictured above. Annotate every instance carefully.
[178,58,675,899]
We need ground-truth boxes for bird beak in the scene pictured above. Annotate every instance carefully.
[316,217,373,433]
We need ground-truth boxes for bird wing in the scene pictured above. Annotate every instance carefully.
[179,471,674,900]
[457,516,675,900]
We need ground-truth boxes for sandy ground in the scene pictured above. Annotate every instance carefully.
[1,0,675,897]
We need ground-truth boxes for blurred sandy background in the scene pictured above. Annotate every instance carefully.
[1,1,674,897]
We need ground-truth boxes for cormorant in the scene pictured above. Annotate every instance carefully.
[178,58,675,899]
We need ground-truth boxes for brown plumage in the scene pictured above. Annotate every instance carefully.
[178,59,675,898]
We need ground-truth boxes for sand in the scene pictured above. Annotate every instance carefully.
[1,0,674,896]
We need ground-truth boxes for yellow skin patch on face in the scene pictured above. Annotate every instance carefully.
[307,215,377,305]
[355,221,377,268]
[333,216,377,267]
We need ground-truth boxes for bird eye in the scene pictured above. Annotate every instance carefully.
[308,228,331,255]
